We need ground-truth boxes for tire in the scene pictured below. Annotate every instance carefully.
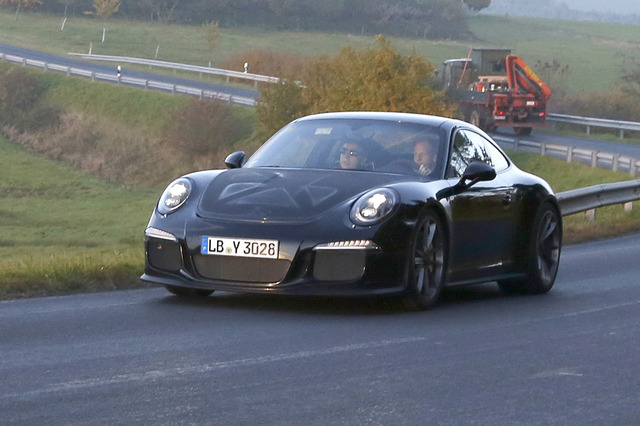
[165,285,214,297]
[403,210,447,310]
[499,203,562,295]
[469,109,483,129]
[514,127,532,136]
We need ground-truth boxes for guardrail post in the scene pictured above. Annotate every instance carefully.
[91,72,95,81]
[541,143,546,156]
[514,137,519,151]
[625,202,633,212]
[43,63,48,72]
[613,155,619,172]
[567,147,573,163]
[631,161,638,177]
[591,151,598,168]
[585,208,596,222]
[586,125,591,136]
[620,129,625,139]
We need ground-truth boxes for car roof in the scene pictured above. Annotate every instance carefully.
[293,111,461,128]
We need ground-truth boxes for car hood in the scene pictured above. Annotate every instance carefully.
[197,168,409,223]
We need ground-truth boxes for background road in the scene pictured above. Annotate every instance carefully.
[2,234,640,424]
[0,42,260,101]
[3,42,640,161]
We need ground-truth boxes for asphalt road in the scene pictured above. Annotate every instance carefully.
[2,234,640,425]
[0,42,260,101]
[492,127,640,162]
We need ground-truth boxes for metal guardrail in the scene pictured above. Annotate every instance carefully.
[557,180,640,216]
[493,135,640,176]
[0,52,257,106]
[69,53,280,86]
[495,134,640,217]
[547,113,640,139]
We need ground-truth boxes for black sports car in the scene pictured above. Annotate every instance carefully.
[142,112,562,309]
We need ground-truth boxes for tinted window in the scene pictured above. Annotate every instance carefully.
[447,130,509,177]
[244,118,448,178]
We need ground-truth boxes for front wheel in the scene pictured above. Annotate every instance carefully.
[403,210,447,310]
[499,203,562,295]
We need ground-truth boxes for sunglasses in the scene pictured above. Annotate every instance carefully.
[340,148,363,156]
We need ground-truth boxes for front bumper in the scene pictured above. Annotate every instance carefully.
[142,231,408,296]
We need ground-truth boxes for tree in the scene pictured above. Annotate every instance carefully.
[204,21,220,47]
[463,0,491,11]
[59,0,74,17]
[0,0,43,21]
[257,36,453,138]
[256,78,307,139]
[301,36,451,116]
[91,0,120,19]
[139,0,181,23]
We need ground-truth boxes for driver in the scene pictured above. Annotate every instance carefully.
[339,141,369,170]
[413,139,437,176]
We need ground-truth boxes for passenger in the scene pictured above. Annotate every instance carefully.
[339,141,369,170]
[413,139,438,176]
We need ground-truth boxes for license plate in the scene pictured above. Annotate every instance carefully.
[201,236,279,259]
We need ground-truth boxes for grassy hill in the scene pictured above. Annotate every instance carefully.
[0,137,156,299]
[1,10,639,95]
[1,10,640,299]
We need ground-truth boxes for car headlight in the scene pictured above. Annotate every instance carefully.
[350,188,399,226]
[157,178,193,215]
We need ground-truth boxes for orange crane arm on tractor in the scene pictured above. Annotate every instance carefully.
[506,54,552,101]
[442,49,552,136]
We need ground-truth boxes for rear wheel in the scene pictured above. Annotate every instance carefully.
[469,109,484,129]
[499,203,562,294]
[165,285,214,297]
[403,210,447,310]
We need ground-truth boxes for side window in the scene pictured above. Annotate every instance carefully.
[482,138,510,172]
[447,130,509,177]
[448,131,490,177]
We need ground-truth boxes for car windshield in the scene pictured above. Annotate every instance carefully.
[244,118,447,177]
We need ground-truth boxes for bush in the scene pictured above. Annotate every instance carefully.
[257,36,453,135]
[553,88,640,122]
[256,79,307,140]
[0,68,60,132]
[163,98,253,164]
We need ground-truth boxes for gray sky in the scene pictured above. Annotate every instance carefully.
[563,0,640,14]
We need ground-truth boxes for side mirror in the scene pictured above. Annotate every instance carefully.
[436,161,497,200]
[460,161,496,187]
[224,151,246,169]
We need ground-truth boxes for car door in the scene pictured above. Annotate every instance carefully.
[443,129,516,284]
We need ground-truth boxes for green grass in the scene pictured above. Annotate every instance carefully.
[1,10,639,94]
[508,151,640,244]
[41,71,190,131]
[0,138,157,299]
